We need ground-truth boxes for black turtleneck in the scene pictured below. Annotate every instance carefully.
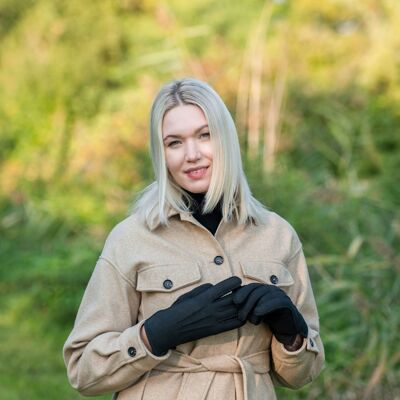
[183,189,223,236]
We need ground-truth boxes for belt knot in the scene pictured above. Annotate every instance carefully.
[154,350,270,400]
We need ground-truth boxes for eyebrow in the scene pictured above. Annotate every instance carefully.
[163,124,209,142]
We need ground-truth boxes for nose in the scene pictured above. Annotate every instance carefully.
[185,140,201,161]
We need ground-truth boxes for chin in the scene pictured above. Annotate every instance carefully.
[187,188,208,194]
[183,182,210,193]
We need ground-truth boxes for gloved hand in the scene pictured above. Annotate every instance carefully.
[233,283,308,345]
[144,276,244,356]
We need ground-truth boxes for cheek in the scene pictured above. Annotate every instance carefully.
[164,150,181,172]
[203,142,214,159]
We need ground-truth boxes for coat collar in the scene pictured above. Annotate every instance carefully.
[146,204,193,231]
[146,202,252,232]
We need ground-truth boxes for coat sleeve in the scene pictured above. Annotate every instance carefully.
[269,242,325,389]
[62,255,171,396]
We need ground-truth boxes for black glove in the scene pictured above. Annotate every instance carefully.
[233,283,308,345]
[144,276,244,356]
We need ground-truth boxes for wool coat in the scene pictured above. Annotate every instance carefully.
[63,204,325,400]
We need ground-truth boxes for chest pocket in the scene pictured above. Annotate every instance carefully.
[136,263,202,318]
[239,260,294,287]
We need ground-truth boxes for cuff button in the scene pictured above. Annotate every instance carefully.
[128,347,137,357]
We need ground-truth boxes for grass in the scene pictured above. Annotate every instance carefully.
[0,212,111,400]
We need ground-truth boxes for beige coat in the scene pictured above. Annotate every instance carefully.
[63,205,325,400]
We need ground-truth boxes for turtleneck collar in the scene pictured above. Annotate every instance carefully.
[182,188,222,235]
[182,189,206,212]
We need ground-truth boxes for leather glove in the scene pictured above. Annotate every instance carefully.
[233,283,308,345]
[144,276,244,356]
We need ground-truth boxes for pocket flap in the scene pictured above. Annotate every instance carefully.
[240,261,294,286]
[137,263,201,292]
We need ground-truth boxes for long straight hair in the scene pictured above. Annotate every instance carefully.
[131,77,268,229]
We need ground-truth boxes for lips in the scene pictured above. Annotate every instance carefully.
[185,166,208,180]
[184,166,208,173]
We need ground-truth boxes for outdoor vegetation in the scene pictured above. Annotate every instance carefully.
[0,0,399,399]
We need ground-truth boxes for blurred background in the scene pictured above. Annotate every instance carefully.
[0,0,399,399]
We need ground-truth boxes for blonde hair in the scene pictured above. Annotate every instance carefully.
[131,77,268,229]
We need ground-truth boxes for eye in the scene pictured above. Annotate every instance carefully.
[200,132,210,139]
[167,140,181,147]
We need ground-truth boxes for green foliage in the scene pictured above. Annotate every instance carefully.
[247,165,399,398]
[0,0,399,399]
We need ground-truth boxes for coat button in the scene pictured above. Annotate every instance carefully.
[163,279,173,289]
[214,256,224,265]
[270,275,279,284]
[128,347,136,357]
[310,339,314,347]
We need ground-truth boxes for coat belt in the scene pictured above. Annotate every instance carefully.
[153,350,270,400]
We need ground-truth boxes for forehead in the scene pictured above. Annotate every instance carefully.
[162,105,207,137]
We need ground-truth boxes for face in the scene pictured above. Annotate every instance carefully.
[162,104,213,193]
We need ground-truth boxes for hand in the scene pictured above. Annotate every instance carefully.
[233,283,308,345]
[144,276,244,356]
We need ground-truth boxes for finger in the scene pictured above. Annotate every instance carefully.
[214,294,235,308]
[253,297,293,317]
[215,305,240,321]
[250,288,292,314]
[216,316,247,332]
[173,283,213,305]
[265,285,287,297]
[207,276,242,300]
[237,286,267,321]
[232,283,262,304]
[264,308,294,325]
[250,289,289,309]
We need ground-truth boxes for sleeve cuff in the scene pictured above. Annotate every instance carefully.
[272,327,320,361]
[305,328,320,355]
[119,319,171,371]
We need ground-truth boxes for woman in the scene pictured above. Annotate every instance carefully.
[63,77,325,399]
